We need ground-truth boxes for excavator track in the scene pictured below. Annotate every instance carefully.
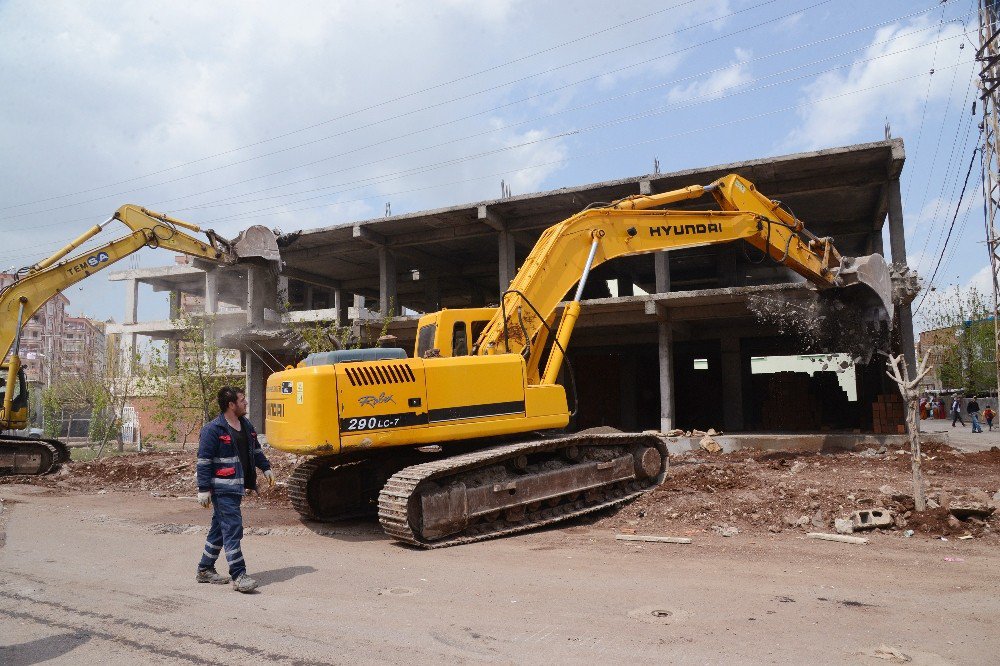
[377,432,669,548]
[288,447,447,522]
[0,435,68,476]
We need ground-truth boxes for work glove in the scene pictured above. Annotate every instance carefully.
[264,469,275,488]
[197,491,212,508]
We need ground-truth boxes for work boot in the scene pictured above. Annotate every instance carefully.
[196,568,230,584]
[231,573,257,593]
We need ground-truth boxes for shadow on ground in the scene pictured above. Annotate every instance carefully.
[0,632,91,665]
[254,565,318,587]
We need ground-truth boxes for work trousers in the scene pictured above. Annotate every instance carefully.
[197,492,246,579]
[972,413,983,433]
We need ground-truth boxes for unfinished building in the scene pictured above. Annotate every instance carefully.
[109,139,913,435]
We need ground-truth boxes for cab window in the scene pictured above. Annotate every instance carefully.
[452,322,468,356]
[416,324,437,358]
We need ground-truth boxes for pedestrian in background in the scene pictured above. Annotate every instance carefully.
[951,396,966,428]
[968,396,983,434]
[983,405,996,431]
[195,386,275,593]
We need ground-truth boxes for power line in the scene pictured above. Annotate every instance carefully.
[0,58,977,265]
[2,9,967,232]
[0,0,783,213]
[914,146,981,313]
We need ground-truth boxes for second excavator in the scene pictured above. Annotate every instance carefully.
[0,206,279,476]
[265,173,894,548]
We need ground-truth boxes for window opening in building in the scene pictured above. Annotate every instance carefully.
[750,354,857,401]
[693,358,708,370]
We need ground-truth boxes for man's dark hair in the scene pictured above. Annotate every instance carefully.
[217,386,244,414]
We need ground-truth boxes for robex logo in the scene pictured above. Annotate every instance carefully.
[649,223,722,237]
[66,251,111,276]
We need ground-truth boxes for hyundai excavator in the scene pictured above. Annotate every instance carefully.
[265,173,895,548]
[0,206,279,476]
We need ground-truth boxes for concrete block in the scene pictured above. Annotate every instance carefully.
[851,509,893,531]
[834,518,854,534]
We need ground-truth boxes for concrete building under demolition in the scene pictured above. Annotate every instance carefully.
[108,139,914,436]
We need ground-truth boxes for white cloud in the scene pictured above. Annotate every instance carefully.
[665,48,753,104]
[1,0,729,320]
[783,16,972,151]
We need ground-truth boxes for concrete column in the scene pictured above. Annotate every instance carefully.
[353,294,365,319]
[204,270,219,314]
[277,275,289,310]
[247,264,268,326]
[658,319,674,432]
[655,250,673,431]
[379,247,398,316]
[333,288,347,325]
[167,337,178,373]
[887,178,907,264]
[619,353,638,431]
[424,277,441,313]
[245,351,265,431]
[498,231,516,294]
[168,290,181,319]
[617,276,634,297]
[887,177,917,372]
[304,285,315,310]
[125,279,138,324]
[655,253,670,293]
[120,332,137,375]
[721,336,744,432]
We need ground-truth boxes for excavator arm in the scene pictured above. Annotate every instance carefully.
[1,205,278,430]
[474,173,893,384]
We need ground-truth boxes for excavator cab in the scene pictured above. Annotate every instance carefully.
[414,308,495,359]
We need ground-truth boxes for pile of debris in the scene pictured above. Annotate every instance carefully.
[606,444,1000,541]
[2,449,305,508]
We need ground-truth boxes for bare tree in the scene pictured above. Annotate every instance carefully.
[885,354,932,512]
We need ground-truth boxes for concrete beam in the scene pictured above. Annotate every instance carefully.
[353,224,386,246]
[477,205,506,232]
[281,267,342,290]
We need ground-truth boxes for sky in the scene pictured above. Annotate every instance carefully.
[0,0,986,330]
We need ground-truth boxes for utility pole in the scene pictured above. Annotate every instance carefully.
[977,0,1000,399]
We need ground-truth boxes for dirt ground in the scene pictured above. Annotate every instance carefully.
[1,432,999,663]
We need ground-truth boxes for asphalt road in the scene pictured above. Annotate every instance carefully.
[1,484,997,664]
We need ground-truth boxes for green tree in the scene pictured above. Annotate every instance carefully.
[141,314,243,448]
[918,285,996,393]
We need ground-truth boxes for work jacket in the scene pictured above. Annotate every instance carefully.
[196,414,270,495]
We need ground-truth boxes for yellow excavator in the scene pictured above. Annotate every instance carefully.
[0,206,279,476]
[265,173,895,548]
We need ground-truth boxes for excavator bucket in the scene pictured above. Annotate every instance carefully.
[231,225,281,263]
[836,254,894,323]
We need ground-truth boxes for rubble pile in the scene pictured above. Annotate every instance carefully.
[608,444,1000,540]
[2,449,304,508]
